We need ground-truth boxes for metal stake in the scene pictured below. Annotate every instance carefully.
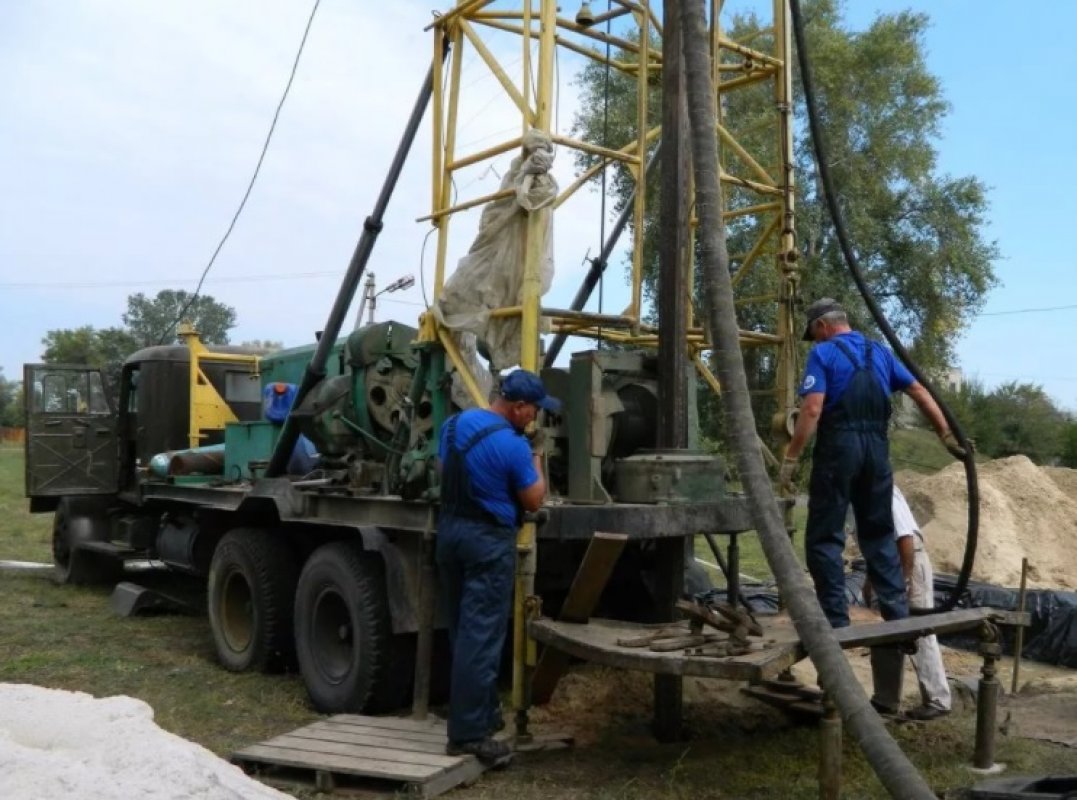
[1010,556,1028,694]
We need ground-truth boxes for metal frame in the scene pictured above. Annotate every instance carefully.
[418,0,799,741]
[421,0,798,456]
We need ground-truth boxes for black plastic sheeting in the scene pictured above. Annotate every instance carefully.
[697,567,1077,670]
[932,573,1077,668]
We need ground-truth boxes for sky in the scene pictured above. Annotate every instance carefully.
[1,1,1075,409]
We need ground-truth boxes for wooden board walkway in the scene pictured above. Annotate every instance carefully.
[232,714,487,798]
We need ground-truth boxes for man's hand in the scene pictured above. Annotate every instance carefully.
[940,430,967,460]
[526,427,547,457]
[777,457,798,493]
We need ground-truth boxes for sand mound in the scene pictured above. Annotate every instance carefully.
[896,456,1077,590]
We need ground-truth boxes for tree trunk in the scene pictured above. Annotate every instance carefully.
[678,2,934,798]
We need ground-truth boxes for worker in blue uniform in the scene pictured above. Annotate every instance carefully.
[437,369,559,766]
[780,299,965,713]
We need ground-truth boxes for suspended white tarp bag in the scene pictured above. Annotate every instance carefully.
[434,129,558,398]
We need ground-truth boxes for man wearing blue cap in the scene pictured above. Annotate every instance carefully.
[437,369,560,766]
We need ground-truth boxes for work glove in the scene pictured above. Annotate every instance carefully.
[939,430,967,460]
[777,457,798,493]
[526,427,547,458]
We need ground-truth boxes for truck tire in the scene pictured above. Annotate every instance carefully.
[208,528,298,673]
[52,497,122,586]
[294,541,407,713]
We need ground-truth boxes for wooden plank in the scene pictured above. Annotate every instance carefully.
[531,532,628,704]
[255,734,458,769]
[329,713,449,733]
[304,719,447,745]
[417,756,486,798]
[560,533,630,622]
[831,608,1030,649]
[284,727,448,755]
[234,743,441,781]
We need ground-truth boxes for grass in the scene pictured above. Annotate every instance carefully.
[890,427,961,475]
[0,444,51,562]
[3,443,1077,799]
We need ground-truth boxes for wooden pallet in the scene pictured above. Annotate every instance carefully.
[232,714,488,797]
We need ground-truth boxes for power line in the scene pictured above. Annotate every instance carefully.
[980,302,1077,316]
[161,0,322,343]
[1,270,343,289]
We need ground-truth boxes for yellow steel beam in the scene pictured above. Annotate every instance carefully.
[730,216,781,289]
[553,125,660,209]
[629,0,649,323]
[550,133,641,166]
[720,68,779,92]
[459,19,535,125]
[724,201,782,220]
[718,124,775,184]
[417,188,515,223]
[472,18,639,77]
[432,24,465,295]
[435,326,488,408]
[447,136,523,172]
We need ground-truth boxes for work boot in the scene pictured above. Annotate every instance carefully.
[870,699,901,719]
[446,737,513,767]
[904,704,950,722]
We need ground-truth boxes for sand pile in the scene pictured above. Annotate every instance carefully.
[896,456,1077,590]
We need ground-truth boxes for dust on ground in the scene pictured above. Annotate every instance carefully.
[896,456,1077,589]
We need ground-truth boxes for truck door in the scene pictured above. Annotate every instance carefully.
[24,364,118,498]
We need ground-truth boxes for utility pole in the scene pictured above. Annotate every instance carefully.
[354,273,376,330]
[652,0,692,743]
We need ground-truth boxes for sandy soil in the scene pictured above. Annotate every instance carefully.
[897,457,1077,589]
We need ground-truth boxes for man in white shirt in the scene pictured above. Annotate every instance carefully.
[868,486,952,720]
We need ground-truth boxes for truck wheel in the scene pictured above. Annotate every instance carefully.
[208,528,298,673]
[294,541,406,713]
[52,497,122,586]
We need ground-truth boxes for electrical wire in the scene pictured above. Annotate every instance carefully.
[160,0,322,344]
[3,270,343,290]
[980,302,1077,316]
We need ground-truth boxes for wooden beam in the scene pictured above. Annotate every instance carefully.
[530,532,628,704]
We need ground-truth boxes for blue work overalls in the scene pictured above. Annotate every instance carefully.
[436,416,517,745]
[804,337,908,629]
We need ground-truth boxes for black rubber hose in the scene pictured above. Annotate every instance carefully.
[788,0,977,614]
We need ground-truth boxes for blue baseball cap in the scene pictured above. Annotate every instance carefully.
[500,369,562,413]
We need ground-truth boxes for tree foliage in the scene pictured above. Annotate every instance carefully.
[941,378,1071,465]
[39,291,238,398]
[41,325,140,396]
[240,339,285,353]
[570,0,998,373]
[124,290,236,346]
[0,369,20,427]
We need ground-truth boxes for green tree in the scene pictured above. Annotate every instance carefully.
[1060,421,1077,469]
[986,381,1066,464]
[0,369,20,427]
[571,0,998,373]
[240,339,285,353]
[41,325,139,397]
[123,290,236,346]
[943,378,1068,464]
